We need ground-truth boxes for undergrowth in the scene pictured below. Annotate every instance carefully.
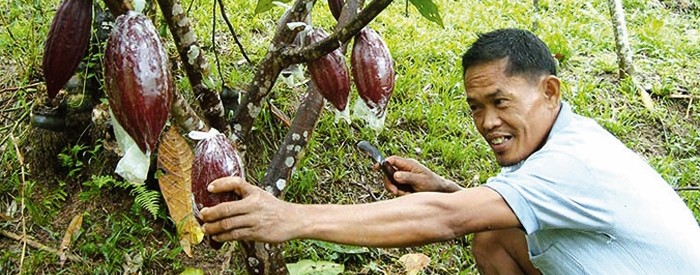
[1,0,698,274]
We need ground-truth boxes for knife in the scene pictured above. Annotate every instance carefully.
[356,140,414,192]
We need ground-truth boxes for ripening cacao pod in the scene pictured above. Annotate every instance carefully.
[43,0,93,100]
[306,28,351,111]
[190,129,245,249]
[104,11,173,154]
[351,28,395,117]
[327,0,343,21]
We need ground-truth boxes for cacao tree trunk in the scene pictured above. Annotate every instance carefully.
[607,0,655,111]
[157,0,230,134]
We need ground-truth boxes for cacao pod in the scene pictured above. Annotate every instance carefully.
[327,0,343,21]
[306,28,351,111]
[104,11,173,154]
[43,0,93,100]
[351,28,395,117]
[190,129,245,249]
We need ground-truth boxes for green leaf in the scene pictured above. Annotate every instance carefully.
[408,0,444,27]
[308,240,370,254]
[255,0,292,14]
[179,267,204,275]
[287,260,344,275]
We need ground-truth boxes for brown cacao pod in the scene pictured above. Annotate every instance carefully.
[351,28,395,117]
[327,0,343,21]
[42,0,93,100]
[190,129,245,249]
[104,12,173,154]
[306,28,351,111]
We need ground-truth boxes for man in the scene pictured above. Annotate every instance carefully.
[201,28,700,274]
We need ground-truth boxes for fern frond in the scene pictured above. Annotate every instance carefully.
[133,188,161,218]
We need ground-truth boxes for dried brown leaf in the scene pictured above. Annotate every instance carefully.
[58,213,83,266]
[398,253,430,275]
[157,126,203,257]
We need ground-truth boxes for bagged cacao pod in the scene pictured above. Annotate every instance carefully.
[104,11,173,154]
[189,129,245,249]
[351,28,395,118]
[306,28,351,112]
[327,0,343,21]
[43,0,93,100]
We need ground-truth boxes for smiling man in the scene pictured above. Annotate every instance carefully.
[201,28,700,274]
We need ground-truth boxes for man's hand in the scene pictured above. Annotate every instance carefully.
[380,157,463,196]
[200,177,302,243]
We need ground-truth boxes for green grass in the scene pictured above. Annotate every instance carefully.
[1,0,699,273]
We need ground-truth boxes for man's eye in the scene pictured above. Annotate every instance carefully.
[495,99,507,106]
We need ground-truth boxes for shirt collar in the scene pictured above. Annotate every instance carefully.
[547,101,573,141]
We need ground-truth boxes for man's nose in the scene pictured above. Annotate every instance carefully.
[481,108,502,131]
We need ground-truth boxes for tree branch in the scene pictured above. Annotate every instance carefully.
[158,0,230,134]
[280,0,393,65]
[232,0,394,142]
[230,0,317,143]
[261,82,324,197]
[0,229,85,264]
[171,88,209,132]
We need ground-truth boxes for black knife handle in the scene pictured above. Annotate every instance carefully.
[381,162,414,193]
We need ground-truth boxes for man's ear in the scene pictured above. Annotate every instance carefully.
[542,75,561,108]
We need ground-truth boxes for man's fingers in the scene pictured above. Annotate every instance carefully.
[385,156,422,172]
[201,200,247,222]
[209,176,253,195]
[202,214,255,236]
[212,227,255,242]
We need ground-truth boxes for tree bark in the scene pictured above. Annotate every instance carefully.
[607,0,655,111]
[608,0,635,78]
[158,0,230,134]
[231,0,395,142]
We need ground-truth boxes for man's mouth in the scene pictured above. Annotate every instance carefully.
[488,134,513,152]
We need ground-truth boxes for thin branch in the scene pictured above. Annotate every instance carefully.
[0,229,85,264]
[217,0,252,64]
[675,187,700,192]
[212,0,224,86]
[232,0,394,141]
[157,0,230,134]
[280,0,394,66]
[0,83,41,93]
[11,134,27,270]
[607,0,654,111]
[230,0,317,143]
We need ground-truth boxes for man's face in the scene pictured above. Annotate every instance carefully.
[464,59,560,166]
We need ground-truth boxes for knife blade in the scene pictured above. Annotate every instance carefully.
[356,140,414,192]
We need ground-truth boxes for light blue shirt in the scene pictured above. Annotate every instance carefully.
[485,101,700,274]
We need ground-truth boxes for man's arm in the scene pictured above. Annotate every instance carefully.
[200,177,520,247]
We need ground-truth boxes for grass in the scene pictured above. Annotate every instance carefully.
[1,0,699,274]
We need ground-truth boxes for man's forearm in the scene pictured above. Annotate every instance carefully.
[292,192,466,247]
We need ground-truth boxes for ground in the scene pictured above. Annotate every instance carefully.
[1,0,699,274]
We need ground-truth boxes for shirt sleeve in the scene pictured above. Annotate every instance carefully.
[484,151,614,234]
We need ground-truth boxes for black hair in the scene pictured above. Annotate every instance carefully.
[461,28,557,81]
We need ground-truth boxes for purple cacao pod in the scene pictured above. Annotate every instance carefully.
[104,11,173,154]
[190,130,245,249]
[351,28,395,117]
[327,0,343,21]
[306,28,351,111]
[43,0,93,100]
